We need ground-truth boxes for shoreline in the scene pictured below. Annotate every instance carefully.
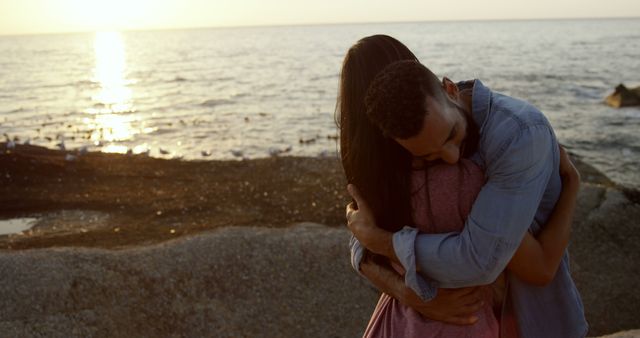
[0,143,347,250]
[0,142,630,250]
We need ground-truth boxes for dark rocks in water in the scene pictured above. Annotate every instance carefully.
[606,84,640,108]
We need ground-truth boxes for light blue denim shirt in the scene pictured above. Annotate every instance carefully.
[350,80,587,338]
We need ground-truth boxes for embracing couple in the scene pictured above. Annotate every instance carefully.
[336,35,588,337]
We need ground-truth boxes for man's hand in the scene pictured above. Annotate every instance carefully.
[346,184,395,259]
[401,285,485,325]
[360,253,484,325]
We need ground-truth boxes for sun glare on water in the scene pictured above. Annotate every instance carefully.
[83,31,151,153]
[92,31,131,110]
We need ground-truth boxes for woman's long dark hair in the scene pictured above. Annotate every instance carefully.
[335,35,418,232]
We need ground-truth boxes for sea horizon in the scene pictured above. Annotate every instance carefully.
[1,15,639,37]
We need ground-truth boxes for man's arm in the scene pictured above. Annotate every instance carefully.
[507,146,580,285]
[407,124,557,288]
[352,145,580,289]
[356,245,485,325]
[349,124,559,298]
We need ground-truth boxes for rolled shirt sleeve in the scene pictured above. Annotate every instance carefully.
[393,123,558,300]
[349,234,367,277]
[393,226,439,300]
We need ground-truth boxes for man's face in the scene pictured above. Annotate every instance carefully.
[393,95,467,165]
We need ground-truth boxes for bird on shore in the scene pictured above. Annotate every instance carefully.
[299,137,316,144]
[230,149,244,158]
[159,148,170,155]
[201,150,212,157]
[56,136,66,151]
[268,146,292,157]
[3,133,16,150]
[318,150,330,158]
[78,145,89,155]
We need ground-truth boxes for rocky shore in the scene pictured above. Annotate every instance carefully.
[0,144,347,249]
[1,144,639,337]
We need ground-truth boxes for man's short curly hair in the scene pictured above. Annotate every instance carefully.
[364,60,445,139]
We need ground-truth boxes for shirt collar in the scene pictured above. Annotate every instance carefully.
[469,79,491,135]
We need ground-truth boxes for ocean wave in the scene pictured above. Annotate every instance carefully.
[4,107,25,114]
[212,76,235,82]
[148,128,176,136]
[170,76,188,82]
[231,92,249,99]
[201,98,234,107]
[567,86,605,100]
[75,80,99,88]
[309,74,338,82]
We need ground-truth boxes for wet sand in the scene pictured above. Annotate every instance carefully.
[0,142,623,250]
[0,144,348,250]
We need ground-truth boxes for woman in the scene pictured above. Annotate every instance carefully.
[335,35,581,337]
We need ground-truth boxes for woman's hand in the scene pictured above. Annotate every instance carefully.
[558,145,581,198]
[346,184,396,260]
[559,146,580,183]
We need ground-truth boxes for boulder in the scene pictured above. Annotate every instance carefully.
[605,84,640,108]
[0,223,378,337]
[594,330,640,338]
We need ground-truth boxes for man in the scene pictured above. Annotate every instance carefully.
[346,60,587,337]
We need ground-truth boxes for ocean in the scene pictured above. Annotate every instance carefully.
[0,19,639,188]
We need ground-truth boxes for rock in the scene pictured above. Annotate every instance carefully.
[1,188,639,337]
[0,147,638,336]
[570,184,640,336]
[592,330,640,338]
[605,84,640,108]
[0,224,378,337]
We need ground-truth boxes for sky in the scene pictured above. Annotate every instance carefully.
[1,0,640,35]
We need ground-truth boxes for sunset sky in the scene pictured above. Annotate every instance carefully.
[1,0,640,35]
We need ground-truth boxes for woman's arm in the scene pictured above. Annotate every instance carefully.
[506,147,580,286]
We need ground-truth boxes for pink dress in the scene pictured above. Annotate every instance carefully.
[363,159,514,338]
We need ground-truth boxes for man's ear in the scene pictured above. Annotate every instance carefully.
[442,77,459,101]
